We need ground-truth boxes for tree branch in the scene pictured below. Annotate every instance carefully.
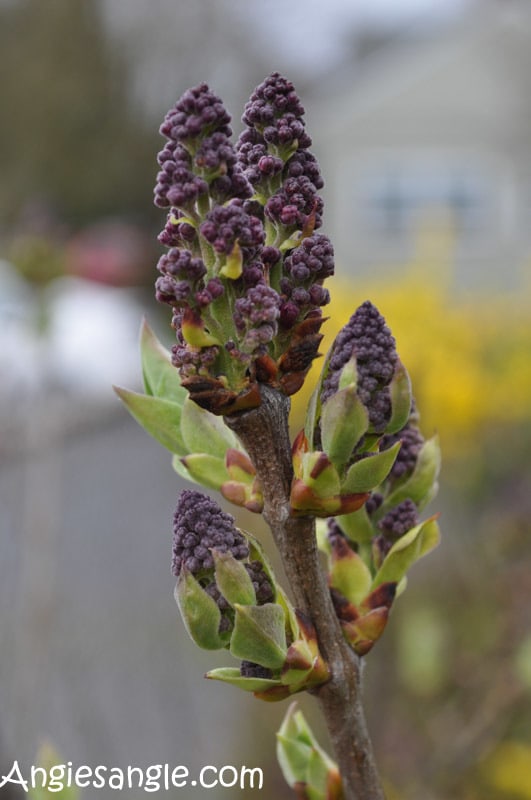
[227,384,386,800]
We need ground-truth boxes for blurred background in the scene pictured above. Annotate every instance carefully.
[1,0,530,798]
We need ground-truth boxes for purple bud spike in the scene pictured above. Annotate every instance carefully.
[322,301,398,433]
[381,422,425,480]
[378,499,419,540]
[172,490,249,577]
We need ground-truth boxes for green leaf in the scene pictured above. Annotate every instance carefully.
[174,571,227,650]
[306,747,331,797]
[342,441,401,494]
[301,452,341,497]
[386,362,412,435]
[114,386,186,455]
[329,546,372,607]
[172,454,196,482]
[180,397,237,458]
[382,435,441,512]
[277,705,338,795]
[371,517,441,589]
[213,550,256,606]
[180,454,229,490]
[275,585,300,643]
[304,383,320,445]
[276,735,312,787]
[321,388,369,472]
[338,507,375,545]
[206,667,280,693]
[337,356,358,392]
[290,708,318,748]
[230,603,287,669]
[304,346,334,442]
[220,240,243,279]
[140,317,187,404]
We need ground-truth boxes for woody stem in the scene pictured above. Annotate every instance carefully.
[227,385,385,800]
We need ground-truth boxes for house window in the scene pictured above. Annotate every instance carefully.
[358,161,492,240]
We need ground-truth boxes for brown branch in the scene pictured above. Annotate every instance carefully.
[227,384,386,800]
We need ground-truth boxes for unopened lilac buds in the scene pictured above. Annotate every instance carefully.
[315,399,441,654]
[152,73,334,415]
[172,490,329,696]
[291,301,413,517]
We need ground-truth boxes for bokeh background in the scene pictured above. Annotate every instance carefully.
[1,1,530,798]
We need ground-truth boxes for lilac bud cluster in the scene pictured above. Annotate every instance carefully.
[155,144,209,210]
[279,234,334,328]
[321,301,398,432]
[382,422,424,480]
[245,561,275,604]
[155,248,217,309]
[195,133,250,203]
[158,211,197,249]
[200,200,264,258]
[265,176,323,231]
[170,311,219,377]
[160,83,231,141]
[154,74,334,410]
[155,84,250,210]
[378,499,419,540]
[372,498,419,563]
[204,580,232,634]
[233,284,281,356]
[365,492,383,517]
[172,490,249,577]
[237,72,323,238]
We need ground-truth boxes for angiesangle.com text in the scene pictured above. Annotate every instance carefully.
[0,761,264,793]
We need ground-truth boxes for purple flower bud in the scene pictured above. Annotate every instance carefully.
[161,83,231,143]
[195,132,251,202]
[155,85,251,214]
[285,151,324,190]
[200,201,264,257]
[244,560,274,604]
[241,262,265,286]
[240,661,273,679]
[321,301,399,432]
[327,518,348,546]
[265,176,323,231]
[155,248,208,308]
[285,234,334,282]
[172,490,249,577]
[365,492,384,516]
[381,423,424,480]
[308,285,330,306]
[279,300,300,328]
[378,499,419,540]
[158,211,197,248]
[234,285,280,328]
[172,338,220,378]
[154,144,210,210]
[242,72,305,128]
[194,277,224,308]
[262,246,281,267]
